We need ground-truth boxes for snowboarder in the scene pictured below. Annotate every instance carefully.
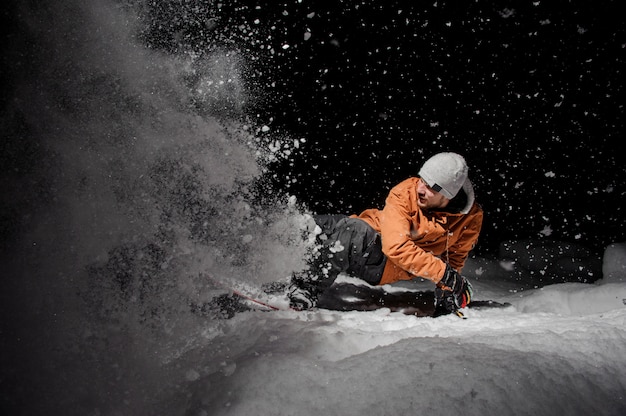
[289,152,483,316]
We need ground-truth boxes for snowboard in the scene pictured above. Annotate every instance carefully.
[205,276,510,318]
[320,282,510,317]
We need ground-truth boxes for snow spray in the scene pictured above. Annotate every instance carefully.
[1,1,315,413]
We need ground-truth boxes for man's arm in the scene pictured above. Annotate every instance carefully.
[379,183,448,283]
[445,207,483,272]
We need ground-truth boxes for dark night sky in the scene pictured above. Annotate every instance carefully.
[2,0,624,257]
[137,0,625,255]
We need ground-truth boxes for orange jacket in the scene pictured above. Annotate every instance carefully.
[355,177,483,285]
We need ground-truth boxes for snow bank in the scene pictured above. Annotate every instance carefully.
[507,282,626,316]
[139,254,626,416]
[157,300,626,416]
[602,243,626,283]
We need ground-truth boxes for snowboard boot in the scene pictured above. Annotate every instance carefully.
[288,284,319,310]
[287,273,327,310]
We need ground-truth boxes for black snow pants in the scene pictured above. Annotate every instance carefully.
[305,215,387,291]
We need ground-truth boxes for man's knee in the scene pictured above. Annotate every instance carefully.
[313,215,349,236]
[328,218,374,245]
[332,218,385,281]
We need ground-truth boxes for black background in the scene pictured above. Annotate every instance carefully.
[138,0,625,256]
[3,0,625,256]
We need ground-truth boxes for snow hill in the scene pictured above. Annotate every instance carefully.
[135,242,626,416]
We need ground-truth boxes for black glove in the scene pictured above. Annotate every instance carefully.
[435,265,473,313]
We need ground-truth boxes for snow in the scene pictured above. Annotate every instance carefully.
[152,266,626,416]
[69,248,626,416]
[9,238,626,415]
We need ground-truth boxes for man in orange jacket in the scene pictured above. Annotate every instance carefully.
[289,152,483,315]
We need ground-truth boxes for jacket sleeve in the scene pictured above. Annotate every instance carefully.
[379,183,448,282]
[446,207,483,273]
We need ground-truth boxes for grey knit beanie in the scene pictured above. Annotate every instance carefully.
[418,152,469,199]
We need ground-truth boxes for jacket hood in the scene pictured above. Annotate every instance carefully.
[441,178,475,215]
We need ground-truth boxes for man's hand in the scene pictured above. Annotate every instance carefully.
[435,265,473,314]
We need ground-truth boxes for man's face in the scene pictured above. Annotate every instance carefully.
[416,178,450,210]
